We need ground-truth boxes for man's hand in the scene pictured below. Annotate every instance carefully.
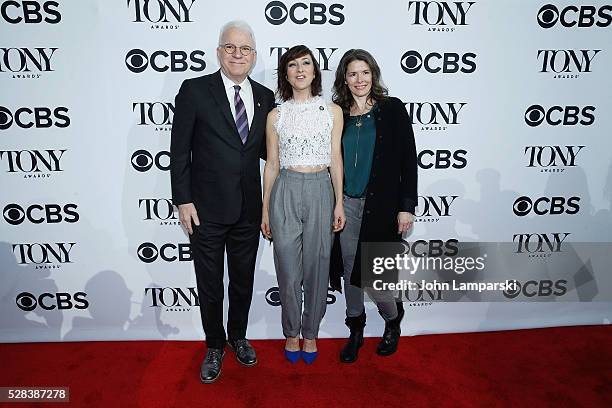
[397,211,414,234]
[178,203,200,235]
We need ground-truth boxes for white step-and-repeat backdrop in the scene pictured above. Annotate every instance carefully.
[1,0,611,342]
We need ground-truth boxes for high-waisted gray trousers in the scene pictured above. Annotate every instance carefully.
[269,168,334,339]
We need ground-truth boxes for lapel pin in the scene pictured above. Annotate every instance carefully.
[257,102,261,107]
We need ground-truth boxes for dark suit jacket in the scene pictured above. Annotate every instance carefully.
[170,70,276,224]
[330,96,418,290]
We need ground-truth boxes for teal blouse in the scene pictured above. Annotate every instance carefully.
[342,106,378,198]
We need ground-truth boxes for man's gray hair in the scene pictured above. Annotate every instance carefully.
[218,20,256,49]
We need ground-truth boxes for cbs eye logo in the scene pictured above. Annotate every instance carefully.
[513,196,532,216]
[3,203,25,225]
[15,292,37,311]
[265,287,282,306]
[537,4,559,28]
[125,49,149,73]
[265,1,287,24]
[524,105,546,127]
[138,242,158,263]
[401,51,422,74]
[131,150,170,172]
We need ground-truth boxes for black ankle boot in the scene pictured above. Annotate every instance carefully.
[376,301,404,356]
[340,311,366,363]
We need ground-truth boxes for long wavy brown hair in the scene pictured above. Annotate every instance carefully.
[332,49,388,113]
[277,45,322,102]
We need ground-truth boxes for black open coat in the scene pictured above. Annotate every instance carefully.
[329,96,418,291]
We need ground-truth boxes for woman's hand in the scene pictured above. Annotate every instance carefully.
[261,209,272,241]
[333,204,346,232]
[397,211,414,234]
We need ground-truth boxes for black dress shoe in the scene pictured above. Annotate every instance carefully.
[200,348,225,384]
[376,302,405,357]
[228,339,257,366]
[340,311,366,363]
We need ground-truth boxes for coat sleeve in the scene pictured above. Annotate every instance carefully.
[259,88,276,161]
[170,80,196,206]
[394,98,418,214]
[329,233,344,292]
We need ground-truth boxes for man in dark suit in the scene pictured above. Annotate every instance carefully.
[170,20,275,384]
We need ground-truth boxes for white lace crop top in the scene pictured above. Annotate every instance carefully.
[274,96,333,169]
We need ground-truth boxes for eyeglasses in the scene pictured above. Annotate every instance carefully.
[220,43,256,56]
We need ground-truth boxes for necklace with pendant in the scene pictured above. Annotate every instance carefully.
[354,102,369,128]
[356,115,364,128]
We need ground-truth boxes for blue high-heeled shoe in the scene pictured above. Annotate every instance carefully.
[285,349,300,364]
[301,350,318,365]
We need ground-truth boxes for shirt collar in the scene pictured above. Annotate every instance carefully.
[220,69,251,93]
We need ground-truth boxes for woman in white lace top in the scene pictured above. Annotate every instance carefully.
[261,45,345,364]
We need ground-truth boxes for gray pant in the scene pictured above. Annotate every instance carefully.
[340,195,398,321]
[269,169,334,339]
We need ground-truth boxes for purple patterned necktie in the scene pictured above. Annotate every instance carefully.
[233,85,249,144]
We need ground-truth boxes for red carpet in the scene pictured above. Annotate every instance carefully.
[2,325,611,408]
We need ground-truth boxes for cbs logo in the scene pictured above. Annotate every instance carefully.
[264,1,344,25]
[0,106,69,130]
[16,291,88,311]
[3,203,79,225]
[503,280,567,299]
[513,196,580,217]
[401,50,476,74]
[524,105,595,127]
[537,4,612,28]
[125,49,205,73]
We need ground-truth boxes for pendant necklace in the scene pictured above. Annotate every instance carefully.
[354,101,369,128]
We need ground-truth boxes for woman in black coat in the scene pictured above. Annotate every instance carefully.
[331,49,418,363]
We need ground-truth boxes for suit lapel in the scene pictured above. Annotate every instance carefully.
[209,70,242,145]
[246,78,265,148]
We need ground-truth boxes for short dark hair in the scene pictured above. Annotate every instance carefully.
[332,49,388,113]
[277,45,322,101]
